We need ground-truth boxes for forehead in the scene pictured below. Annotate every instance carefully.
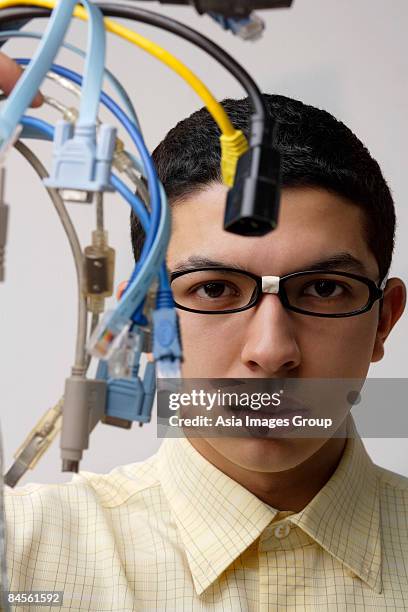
[166,183,379,278]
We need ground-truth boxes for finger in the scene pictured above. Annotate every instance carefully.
[30,90,44,108]
[116,280,129,301]
[0,52,44,108]
[0,52,23,96]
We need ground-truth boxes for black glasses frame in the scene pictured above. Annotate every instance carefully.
[170,267,385,318]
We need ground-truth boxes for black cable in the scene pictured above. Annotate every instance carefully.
[0,4,280,236]
[0,6,49,48]
[91,3,279,236]
[0,4,267,128]
[96,3,267,122]
[125,1,293,18]
[0,6,49,25]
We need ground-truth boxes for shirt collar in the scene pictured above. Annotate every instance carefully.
[156,416,381,596]
[291,416,382,594]
[156,435,277,594]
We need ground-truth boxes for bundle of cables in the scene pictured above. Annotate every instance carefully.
[0,0,285,480]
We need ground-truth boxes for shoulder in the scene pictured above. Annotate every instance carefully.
[4,451,168,595]
[375,463,408,492]
[374,462,408,520]
[5,451,161,515]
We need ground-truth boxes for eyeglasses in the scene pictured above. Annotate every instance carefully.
[170,267,386,318]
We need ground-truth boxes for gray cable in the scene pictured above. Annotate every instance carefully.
[95,191,104,232]
[13,141,88,375]
[43,94,78,122]
[44,70,83,99]
[84,313,100,372]
[4,145,102,485]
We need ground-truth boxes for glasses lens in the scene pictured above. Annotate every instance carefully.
[283,272,371,315]
[171,269,258,312]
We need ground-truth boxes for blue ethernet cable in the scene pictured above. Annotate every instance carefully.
[126,150,172,292]
[112,176,171,289]
[110,174,171,299]
[114,150,172,332]
[110,141,173,315]
[0,0,103,149]
[15,60,161,256]
[123,150,170,293]
[110,174,150,233]
[0,30,140,129]
[19,115,54,141]
[108,174,173,365]
[114,158,174,356]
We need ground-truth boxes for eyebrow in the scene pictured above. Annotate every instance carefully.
[170,253,370,277]
[170,256,250,275]
[300,253,370,275]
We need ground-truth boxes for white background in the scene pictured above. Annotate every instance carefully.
[0,0,407,485]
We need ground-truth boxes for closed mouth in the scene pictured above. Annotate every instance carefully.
[226,398,310,418]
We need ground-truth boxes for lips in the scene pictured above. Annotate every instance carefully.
[226,397,311,419]
[274,396,311,417]
[220,398,311,439]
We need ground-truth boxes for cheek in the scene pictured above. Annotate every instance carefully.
[179,313,240,377]
[177,309,380,378]
[297,311,378,377]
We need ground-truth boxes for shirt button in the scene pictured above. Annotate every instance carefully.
[273,523,291,539]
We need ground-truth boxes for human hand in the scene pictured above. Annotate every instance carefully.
[0,51,43,107]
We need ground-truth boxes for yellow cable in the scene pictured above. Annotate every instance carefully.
[0,0,234,134]
[0,0,249,185]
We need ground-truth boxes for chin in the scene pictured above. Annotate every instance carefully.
[209,437,322,473]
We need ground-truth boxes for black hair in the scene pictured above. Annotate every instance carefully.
[130,94,395,282]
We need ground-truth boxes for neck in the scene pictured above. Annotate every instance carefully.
[187,432,348,513]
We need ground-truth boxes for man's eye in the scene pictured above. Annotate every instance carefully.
[302,280,345,299]
[193,282,239,299]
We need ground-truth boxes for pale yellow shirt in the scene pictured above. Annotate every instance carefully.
[3,417,408,611]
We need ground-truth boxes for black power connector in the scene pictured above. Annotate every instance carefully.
[224,116,281,236]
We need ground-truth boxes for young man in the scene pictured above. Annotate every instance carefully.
[3,54,408,610]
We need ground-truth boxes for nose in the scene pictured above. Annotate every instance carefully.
[240,293,301,376]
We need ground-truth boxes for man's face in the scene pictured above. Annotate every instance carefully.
[165,184,386,472]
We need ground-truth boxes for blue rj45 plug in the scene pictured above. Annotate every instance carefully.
[153,308,183,361]
[44,121,117,194]
[209,12,265,41]
[96,351,156,424]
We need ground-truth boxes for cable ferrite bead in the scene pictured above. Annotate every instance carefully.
[84,229,115,314]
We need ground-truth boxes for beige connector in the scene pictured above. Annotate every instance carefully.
[84,230,115,314]
[4,400,63,487]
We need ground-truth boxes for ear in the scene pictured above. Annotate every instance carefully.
[371,278,407,362]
